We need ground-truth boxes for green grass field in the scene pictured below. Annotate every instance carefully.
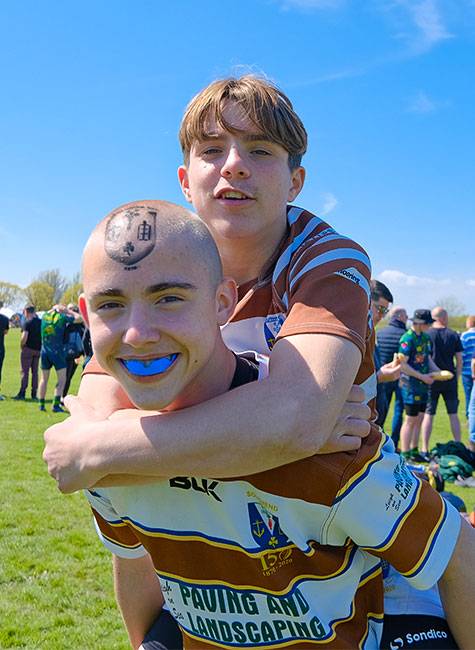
[0,328,473,649]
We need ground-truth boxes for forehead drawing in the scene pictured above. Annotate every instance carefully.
[105,205,157,268]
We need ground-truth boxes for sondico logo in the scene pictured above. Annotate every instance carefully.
[390,628,449,648]
[169,477,222,502]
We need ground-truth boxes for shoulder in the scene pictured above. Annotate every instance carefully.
[275,205,371,290]
[282,206,370,268]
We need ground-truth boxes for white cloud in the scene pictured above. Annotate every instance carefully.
[407,91,437,113]
[378,269,451,287]
[393,0,453,54]
[374,270,475,314]
[320,192,338,216]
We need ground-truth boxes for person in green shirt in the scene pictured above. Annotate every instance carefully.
[398,309,440,461]
[39,304,82,412]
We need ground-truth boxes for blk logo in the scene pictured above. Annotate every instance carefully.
[169,477,222,502]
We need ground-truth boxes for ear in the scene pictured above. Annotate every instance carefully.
[288,166,306,203]
[78,293,90,328]
[178,165,193,203]
[216,277,238,327]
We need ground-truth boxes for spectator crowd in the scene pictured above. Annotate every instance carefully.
[0,301,92,411]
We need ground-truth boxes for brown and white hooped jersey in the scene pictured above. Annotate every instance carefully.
[86,378,460,649]
[220,205,377,409]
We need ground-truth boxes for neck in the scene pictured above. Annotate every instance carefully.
[166,340,237,412]
[213,219,287,286]
[433,321,445,328]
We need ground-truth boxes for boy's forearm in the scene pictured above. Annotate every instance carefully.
[90,376,318,479]
[113,555,163,650]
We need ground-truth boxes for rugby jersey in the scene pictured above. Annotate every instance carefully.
[86,376,460,649]
[84,206,460,649]
[461,329,475,376]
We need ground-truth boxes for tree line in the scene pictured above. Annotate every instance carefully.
[0,270,82,311]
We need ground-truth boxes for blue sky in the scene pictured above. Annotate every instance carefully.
[1,0,474,315]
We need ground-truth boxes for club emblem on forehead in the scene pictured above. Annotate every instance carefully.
[105,207,157,267]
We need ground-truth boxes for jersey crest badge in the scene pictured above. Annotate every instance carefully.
[248,502,289,550]
[264,314,285,350]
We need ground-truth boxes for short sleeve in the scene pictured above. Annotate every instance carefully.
[325,436,461,590]
[399,333,412,357]
[84,488,147,559]
[276,235,372,356]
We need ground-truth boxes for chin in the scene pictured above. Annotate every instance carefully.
[125,390,166,411]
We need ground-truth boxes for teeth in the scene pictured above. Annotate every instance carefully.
[222,191,247,199]
[121,354,178,377]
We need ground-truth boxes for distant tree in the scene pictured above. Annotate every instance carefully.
[24,281,55,311]
[35,269,69,303]
[449,315,468,333]
[432,295,466,317]
[60,282,83,306]
[0,281,24,307]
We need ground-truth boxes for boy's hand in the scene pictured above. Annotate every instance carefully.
[318,385,371,453]
[43,396,107,493]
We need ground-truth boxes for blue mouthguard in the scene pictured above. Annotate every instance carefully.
[122,354,178,377]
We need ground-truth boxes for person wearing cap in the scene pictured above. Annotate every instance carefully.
[398,309,441,462]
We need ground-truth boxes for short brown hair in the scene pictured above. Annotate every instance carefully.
[179,75,307,170]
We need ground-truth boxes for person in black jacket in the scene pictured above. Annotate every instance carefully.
[62,303,86,401]
[370,281,401,430]
[376,306,408,447]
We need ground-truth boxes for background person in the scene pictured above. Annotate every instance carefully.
[39,303,82,412]
[370,280,401,429]
[0,300,9,400]
[376,305,407,448]
[62,303,86,401]
[14,305,41,400]
[461,316,475,419]
[420,307,463,453]
[398,309,439,462]
[469,353,475,453]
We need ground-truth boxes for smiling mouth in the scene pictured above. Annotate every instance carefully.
[216,190,252,201]
[120,354,179,377]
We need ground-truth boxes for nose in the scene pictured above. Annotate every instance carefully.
[122,304,160,348]
[220,145,250,179]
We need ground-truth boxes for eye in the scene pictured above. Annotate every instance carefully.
[251,148,271,156]
[97,301,123,311]
[201,146,222,156]
[157,295,183,304]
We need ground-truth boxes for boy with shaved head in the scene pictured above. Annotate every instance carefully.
[75,200,471,650]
